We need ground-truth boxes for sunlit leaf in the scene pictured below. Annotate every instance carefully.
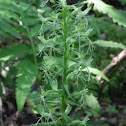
[94,40,126,49]
[83,67,109,82]
[85,93,101,111]
[65,105,72,115]
[86,0,126,27]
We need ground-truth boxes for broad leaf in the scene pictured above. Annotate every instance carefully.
[87,0,126,27]
[0,44,32,62]
[83,67,109,82]
[16,59,38,111]
[0,21,20,38]
[85,93,101,111]
[94,40,126,49]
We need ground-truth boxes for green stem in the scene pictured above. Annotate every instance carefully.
[62,7,68,126]
[27,30,38,67]
[20,9,37,67]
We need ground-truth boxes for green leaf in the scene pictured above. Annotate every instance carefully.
[87,0,126,27]
[94,40,126,49]
[43,56,63,70]
[0,21,20,38]
[64,85,75,101]
[31,24,41,38]
[0,28,10,37]
[106,106,119,114]
[50,0,56,4]
[67,120,82,126]
[0,44,32,62]
[85,93,101,112]
[0,10,20,20]
[77,7,91,19]
[83,67,109,82]
[66,100,79,106]
[0,1,19,13]
[16,59,38,112]
[82,114,90,124]
[32,121,60,126]
[51,79,58,90]
[0,80,5,96]
[25,17,39,26]
[65,105,72,115]
[0,81,4,96]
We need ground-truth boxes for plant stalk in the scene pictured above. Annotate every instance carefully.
[62,7,68,126]
[19,9,37,67]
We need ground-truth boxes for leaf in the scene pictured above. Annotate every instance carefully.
[94,40,126,49]
[64,85,75,101]
[66,100,79,106]
[0,28,10,37]
[25,17,39,26]
[0,1,19,13]
[43,56,63,70]
[82,114,91,124]
[0,0,40,39]
[0,44,32,62]
[83,67,109,82]
[67,120,82,126]
[31,121,60,126]
[0,10,20,20]
[50,0,56,4]
[106,106,119,114]
[0,21,20,38]
[31,24,41,38]
[65,105,72,115]
[85,93,101,112]
[50,79,58,90]
[87,0,126,27]
[0,81,5,96]
[16,59,38,112]
[77,7,91,19]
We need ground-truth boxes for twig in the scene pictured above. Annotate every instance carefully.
[96,50,126,83]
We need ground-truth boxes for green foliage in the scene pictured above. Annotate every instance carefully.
[106,106,119,114]
[32,0,99,125]
[86,0,126,27]
[94,40,126,49]
[0,0,40,39]
[0,44,32,62]
[16,59,38,111]
[0,0,40,112]
[118,0,126,5]
[85,93,101,112]
[84,67,109,82]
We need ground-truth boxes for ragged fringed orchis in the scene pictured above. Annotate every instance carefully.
[35,0,94,125]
